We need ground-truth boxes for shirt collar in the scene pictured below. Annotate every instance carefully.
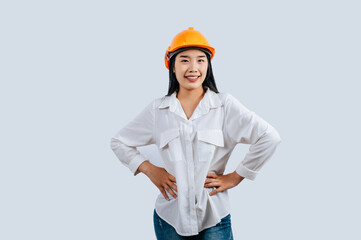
[158,88,223,120]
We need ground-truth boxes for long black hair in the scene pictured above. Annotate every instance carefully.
[166,47,219,96]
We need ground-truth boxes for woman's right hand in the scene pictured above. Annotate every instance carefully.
[137,161,177,200]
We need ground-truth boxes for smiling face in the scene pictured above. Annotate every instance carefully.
[173,49,208,93]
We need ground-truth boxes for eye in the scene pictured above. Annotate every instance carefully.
[181,60,188,62]
[198,59,205,62]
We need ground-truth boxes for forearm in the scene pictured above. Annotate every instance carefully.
[110,137,150,175]
[236,127,281,180]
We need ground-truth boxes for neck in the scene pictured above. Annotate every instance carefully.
[177,87,206,101]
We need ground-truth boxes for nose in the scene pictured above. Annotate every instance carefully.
[188,60,199,73]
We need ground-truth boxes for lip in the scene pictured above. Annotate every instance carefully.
[185,76,200,82]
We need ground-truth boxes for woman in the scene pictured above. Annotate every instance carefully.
[110,27,281,239]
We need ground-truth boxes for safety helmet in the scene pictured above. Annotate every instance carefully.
[164,27,215,69]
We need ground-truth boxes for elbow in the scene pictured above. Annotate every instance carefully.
[271,128,282,145]
[110,137,121,151]
[262,125,281,146]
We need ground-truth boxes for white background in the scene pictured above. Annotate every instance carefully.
[1,1,360,239]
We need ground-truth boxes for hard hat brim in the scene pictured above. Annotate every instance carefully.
[164,45,215,69]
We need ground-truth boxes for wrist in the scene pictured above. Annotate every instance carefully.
[232,171,245,183]
[138,161,153,175]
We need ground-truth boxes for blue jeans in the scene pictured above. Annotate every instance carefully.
[153,209,234,240]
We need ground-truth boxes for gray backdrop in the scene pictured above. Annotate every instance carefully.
[1,0,360,239]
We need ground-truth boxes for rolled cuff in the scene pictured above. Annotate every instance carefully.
[129,154,149,176]
[235,165,258,181]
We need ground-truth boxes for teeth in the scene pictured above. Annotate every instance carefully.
[186,76,199,79]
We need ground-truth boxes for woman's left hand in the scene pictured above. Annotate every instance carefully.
[204,171,245,196]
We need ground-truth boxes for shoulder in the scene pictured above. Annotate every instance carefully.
[217,91,251,114]
[215,91,230,103]
[215,91,238,103]
[144,94,170,110]
[153,95,169,108]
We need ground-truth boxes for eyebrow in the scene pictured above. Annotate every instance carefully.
[179,55,206,58]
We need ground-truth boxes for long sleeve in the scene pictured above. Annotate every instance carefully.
[110,99,155,176]
[224,94,281,180]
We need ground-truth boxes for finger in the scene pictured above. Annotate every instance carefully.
[206,172,218,178]
[204,178,214,184]
[204,182,214,188]
[169,182,178,193]
[164,185,177,199]
[159,187,169,200]
[209,187,223,196]
[168,174,176,182]
[204,181,220,188]
[205,177,220,184]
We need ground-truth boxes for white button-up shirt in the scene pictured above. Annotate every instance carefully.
[110,88,281,236]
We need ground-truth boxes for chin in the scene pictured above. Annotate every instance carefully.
[184,85,203,91]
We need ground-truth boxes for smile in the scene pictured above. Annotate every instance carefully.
[185,76,200,82]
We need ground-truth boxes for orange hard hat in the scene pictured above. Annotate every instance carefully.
[164,27,215,69]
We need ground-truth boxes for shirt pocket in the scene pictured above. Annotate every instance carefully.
[159,128,183,162]
[197,129,224,162]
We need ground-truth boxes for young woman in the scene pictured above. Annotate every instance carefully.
[110,27,281,239]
